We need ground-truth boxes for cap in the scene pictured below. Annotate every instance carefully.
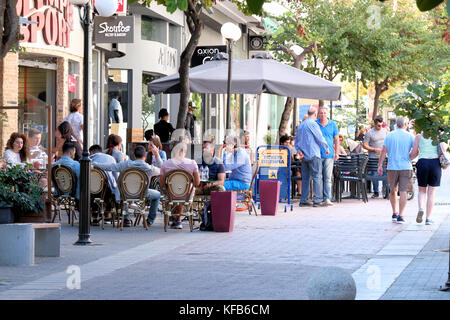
[188,102,197,109]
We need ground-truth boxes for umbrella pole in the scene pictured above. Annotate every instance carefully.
[330,100,333,120]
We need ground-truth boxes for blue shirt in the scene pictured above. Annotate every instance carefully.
[383,129,414,170]
[90,153,120,201]
[223,147,252,185]
[316,119,339,159]
[199,156,225,181]
[52,156,80,199]
[295,118,329,160]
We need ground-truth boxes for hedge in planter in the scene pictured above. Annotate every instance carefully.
[0,163,44,222]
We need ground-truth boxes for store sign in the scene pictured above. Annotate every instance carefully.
[16,0,75,48]
[94,16,134,43]
[68,75,76,93]
[191,46,227,68]
[258,149,288,168]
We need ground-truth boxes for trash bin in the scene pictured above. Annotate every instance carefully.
[259,180,280,215]
[211,191,237,232]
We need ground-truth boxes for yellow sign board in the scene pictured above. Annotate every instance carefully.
[258,149,288,167]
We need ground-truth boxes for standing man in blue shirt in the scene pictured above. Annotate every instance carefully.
[295,107,330,207]
[378,116,415,224]
[316,107,340,206]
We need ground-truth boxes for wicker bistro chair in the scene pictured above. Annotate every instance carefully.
[90,167,120,229]
[51,164,78,226]
[334,154,369,203]
[364,157,389,199]
[234,162,259,216]
[117,167,150,231]
[161,169,195,232]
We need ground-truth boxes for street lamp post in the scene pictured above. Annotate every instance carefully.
[221,23,241,131]
[70,0,117,245]
[355,71,361,140]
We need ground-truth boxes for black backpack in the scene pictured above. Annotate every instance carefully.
[199,200,214,231]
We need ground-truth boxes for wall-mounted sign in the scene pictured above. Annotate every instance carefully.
[94,16,134,43]
[17,0,74,48]
[68,75,76,93]
[191,46,227,68]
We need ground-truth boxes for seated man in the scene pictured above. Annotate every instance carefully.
[196,140,226,195]
[52,141,80,200]
[95,145,160,227]
[223,135,252,191]
[89,144,120,225]
[160,141,201,229]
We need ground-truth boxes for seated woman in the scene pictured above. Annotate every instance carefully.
[53,121,82,161]
[338,134,348,156]
[145,135,166,168]
[160,141,200,229]
[4,132,30,167]
[105,134,127,163]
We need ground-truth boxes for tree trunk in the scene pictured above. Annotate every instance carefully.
[0,0,19,59]
[278,97,294,139]
[176,1,203,130]
[372,78,389,120]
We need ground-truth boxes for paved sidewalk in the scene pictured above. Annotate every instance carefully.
[0,170,448,300]
[381,208,450,300]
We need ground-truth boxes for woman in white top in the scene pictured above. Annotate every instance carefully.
[4,132,30,167]
[63,98,83,144]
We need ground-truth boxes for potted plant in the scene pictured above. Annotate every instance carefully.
[0,163,45,223]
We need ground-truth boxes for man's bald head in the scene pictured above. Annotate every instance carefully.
[307,107,317,119]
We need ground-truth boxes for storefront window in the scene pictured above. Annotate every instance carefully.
[142,73,161,132]
[17,66,56,149]
[141,16,166,44]
[90,50,101,147]
[108,69,129,124]
[68,60,80,107]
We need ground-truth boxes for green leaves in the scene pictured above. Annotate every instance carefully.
[166,0,178,13]
[177,0,188,11]
[246,0,265,15]
[415,0,444,12]
[0,164,43,213]
[390,75,450,148]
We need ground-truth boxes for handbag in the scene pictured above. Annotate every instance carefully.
[437,143,449,169]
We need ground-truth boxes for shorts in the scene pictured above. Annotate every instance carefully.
[416,158,441,187]
[387,170,412,192]
[224,180,250,191]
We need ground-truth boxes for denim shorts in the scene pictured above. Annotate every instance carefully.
[224,180,250,191]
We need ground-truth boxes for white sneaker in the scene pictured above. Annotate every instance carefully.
[324,199,334,206]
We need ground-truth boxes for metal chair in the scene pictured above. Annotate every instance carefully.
[90,167,120,229]
[234,162,259,216]
[364,157,389,199]
[161,169,195,232]
[334,154,369,203]
[117,167,150,231]
[51,164,78,226]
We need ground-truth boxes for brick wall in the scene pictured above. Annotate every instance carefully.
[0,52,19,157]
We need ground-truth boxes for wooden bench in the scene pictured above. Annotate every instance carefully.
[0,223,60,266]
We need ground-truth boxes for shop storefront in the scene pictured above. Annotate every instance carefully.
[0,1,121,154]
